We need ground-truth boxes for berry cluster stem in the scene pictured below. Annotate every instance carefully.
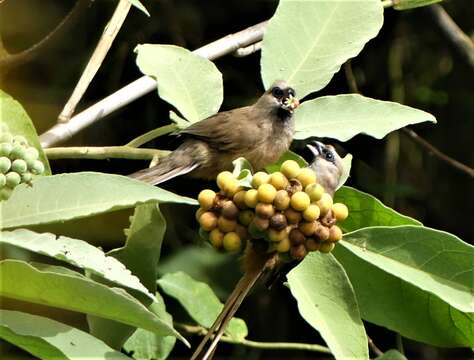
[44,146,170,160]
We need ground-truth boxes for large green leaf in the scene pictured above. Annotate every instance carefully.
[124,328,175,360]
[394,0,442,10]
[376,350,408,360]
[0,260,187,345]
[294,95,436,141]
[287,252,369,360]
[157,272,248,340]
[334,187,421,232]
[342,226,474,313]
[0,89,51,175]
[135,44,223,123]
[0,172,196,229]
[333,245,474,347]
[1,228,154,301]
[0,310,129,359]
[261,0,383,98]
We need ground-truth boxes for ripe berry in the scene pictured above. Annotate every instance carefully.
[305,183,325,202]
[251,171,270,188]
[314,224,330,241]
[255,203,275,219]
[223,177,241,196]
[199,211,218,231]
[305,238,321,252]
[332,203,349,221]
[222,200,239,219]
[248,221,266,239]
[0,143,12,157]
[0,157,11,173]
[198,189,216,210]
[299,221,317,237]
[319,241,335,253]
[223,232,242,252]
[328,225,343,242]
[209,228,224,248]
[290,191,310,211]
[218,216,237,232]
[289,228,305,245]
[11,159,27,174]
[233,190,247,209]
[270,213,287,230]
[287,178,303,194]
[280,160,300,179]
[284,208,302,224]
[195,208,205,222]
[274,190,290,210]
[216,171,233,190]
[296,168,317,188]
[290,244,307,260]
[303,204,321,222]
[251,216,269,231]
[238,210,254,226]
[257,183,277,203]
[235,224,249,241]
[316,193,333,215]
[269,171,289,190]
[244,189,259,208]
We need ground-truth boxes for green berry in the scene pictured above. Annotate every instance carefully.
[0,187,13,201]
[11,159,28,174]
[30,160,45,175]
[0,173,6,187]
[0,132,13,143]
[0,157,11,173]
[10,144,26,160]
[21,172,33,183]
[0,143,13,157]
[5,172,21,188]
[24,147,39,161]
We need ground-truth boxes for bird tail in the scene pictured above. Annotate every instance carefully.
[128,145,199,186]
[190,246,278,360]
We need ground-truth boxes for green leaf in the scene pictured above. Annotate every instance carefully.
[0,260,187,345]
[333,245,474,347]
[158,272,248,340]
[0,172,197,229]
[232,157,253,188]
[0,310,129,359]
[294,95,436,141]
[128,0,150,16]
[394,0,442,10]
[124,328,175,360]
[135,44,223,123]
[342,226,474,313]
[336,153,352,190]
[0,89,51,175]
[287,253,369,360]
[1,228,154,302]
[334,187,421,232]
[261,0,383,98]
[376,350,408,360]
[265,150,308,174]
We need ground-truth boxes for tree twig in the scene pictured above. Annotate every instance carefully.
[58,0,132,123]
[233,41,262,57]
[401,128,474,178]
[126,124,178,147]
[0,0,92,71]
[44,146,169,160]
[368,336,384,357]
[427,4,474,70]
[39,20,268,148]
[175,323,332,354]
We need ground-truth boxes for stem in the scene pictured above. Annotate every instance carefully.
[126,124,179,147]
[44,146,170,160]
[368,336,384,357]
[382,0,394,8]
[396,333,405,355]
[175,323,332,354]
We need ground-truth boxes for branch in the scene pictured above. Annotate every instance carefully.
[175,323,332,354]
[0,0,91,71]
[44,146,170,160]
[427,4,474,70]
[368,337,384,357]
[58,0,132,123]
[39,21,268,148]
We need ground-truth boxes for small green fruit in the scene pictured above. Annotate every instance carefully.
[0,157,11,173]
[11,159,28,174]
[5,172,21,188]
[30,160,45,175]
[0,143,13,157]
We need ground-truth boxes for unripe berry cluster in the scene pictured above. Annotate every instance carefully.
[196,160,349,261]
[0,123,45,200]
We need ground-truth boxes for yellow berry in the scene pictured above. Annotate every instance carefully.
[198,189,216,210]
[233,190,248,209]
[269,172,289,190]
[276,237,291,253]
[257,183,277,203]
[223,178,241,196]
[303,204,321,222]
[218,216,237,232]
[238,210,254,226]
[268,228,287,242]
[244,189,259,208]
[222,201,239,219]
[296,168,317,188]
[199,211,218,231]
[332,203,349,221]
[305,183,325,202]
[252,171,270,188]
[284,208,302,224]
[316,193,333,215]
[290,192,310,212]
[216,171,233,190]
[255,203,275,219]
[280,160,301,179]
[319,241,335,253]
[209,228,224,248]
[299,221,317,237]
[328,225,343,242]
[223,232,242,252]
[274,190,290,210]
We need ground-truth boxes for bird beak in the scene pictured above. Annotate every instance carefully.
[306,141,324,156]
[282,95,300,112]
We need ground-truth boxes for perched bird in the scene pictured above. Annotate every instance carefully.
[129,80,299,185]
[191,142,344,360]
[307,140,343,196]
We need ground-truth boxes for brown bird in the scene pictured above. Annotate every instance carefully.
[191,142,344,360]
[129,80,299,185]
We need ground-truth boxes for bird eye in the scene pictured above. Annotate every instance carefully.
[272,87,284,98]
[322,149,334,162]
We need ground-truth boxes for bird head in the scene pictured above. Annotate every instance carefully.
[258,80,300,117]
[307,141,343,196]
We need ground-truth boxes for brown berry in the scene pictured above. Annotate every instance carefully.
[233,190,248,209]
[314,224,330,241]
[305,238,321,252]
[195,208,204,222]
[289,228,306,245]
[286,178,303,195]
[199,211,218,231]
[270,213,287,230]
[256,203,275,219]
[252,216,270,231]
[274,190,291,210]
[235,224,249,241]
[218,216,237,232]
[290,244,307,260]
[209,228,224,248]
[284,208,302,224]
[238,210,254,226]
[268,228,287,242]
[328,225,343,242]
[299,221,317,236]
[222,201,239,219]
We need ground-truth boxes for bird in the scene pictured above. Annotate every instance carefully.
[190,141,344,360]
[129,80,300,185]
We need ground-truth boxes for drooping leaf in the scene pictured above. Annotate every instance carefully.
[394,0,442,10]
[0,172,196,229]
[232,157,253,188]
[0,228,154,301]
[158,272,248,340]
[261,0,383,98]
[0,310,129,360]
[333,245,474,347]
[128,0,150,16]
[135,44,223,123]
[376,350,408,360]
[287,252,369,360]
[265,150,308,174]
[294,95,436,141]
[334,187,421,232]
[342,226,474,313]
[336,153,352,190]
[0,260,187,345]
[0,89,51,175]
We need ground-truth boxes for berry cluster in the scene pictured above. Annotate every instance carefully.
[0,123,45,200]
[196,160,348,261]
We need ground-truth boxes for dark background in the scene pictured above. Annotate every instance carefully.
[0,0,473,359]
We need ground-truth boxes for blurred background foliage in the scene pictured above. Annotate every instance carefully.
[0,1,473,359]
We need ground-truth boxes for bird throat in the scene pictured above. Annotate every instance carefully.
[276,107,292,121]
